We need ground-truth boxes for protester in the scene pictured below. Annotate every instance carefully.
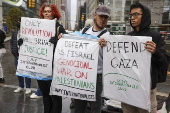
[13,18,42,97]
[10,18,32,94]
[74,5,110,113]
[0,29,6,85]
[38,4,66,113]
[121,2,169,113]
[16,4,66,113]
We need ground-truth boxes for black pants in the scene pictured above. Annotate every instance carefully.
[166,93,170,112]
[37,80,62,113]
[74,74,103,113]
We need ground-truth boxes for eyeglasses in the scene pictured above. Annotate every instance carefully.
[129,12,143,19]
[43,10,52,13]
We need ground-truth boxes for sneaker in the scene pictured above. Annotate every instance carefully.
[0,78,5,85]
[25,88,31,94]
[70,102,74,109]
[14,87,23,93]
[30,93,42,99]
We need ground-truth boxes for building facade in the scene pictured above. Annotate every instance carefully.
[1,0,72,32]
[1,0,46,33]
[82,0,170,35]
[66,0,71,30]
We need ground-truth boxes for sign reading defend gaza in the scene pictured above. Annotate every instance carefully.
[103,35,152,112]
[16,17,55,80]
[50,35,99,101]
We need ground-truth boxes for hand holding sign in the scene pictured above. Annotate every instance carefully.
[18,38,23,46]
[144,41,156,54]
[58,33,63,39]
[98,38,107,47]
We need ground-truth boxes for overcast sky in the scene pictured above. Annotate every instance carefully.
[70,0,77,30]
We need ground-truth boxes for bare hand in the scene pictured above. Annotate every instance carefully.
[145,41,156,54]
[98,38,107,47]
[58,33,63,39]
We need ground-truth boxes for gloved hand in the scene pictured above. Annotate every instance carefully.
[49,36,58,45]
[18,38,23,46]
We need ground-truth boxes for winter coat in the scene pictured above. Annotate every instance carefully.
[128,4,169,89]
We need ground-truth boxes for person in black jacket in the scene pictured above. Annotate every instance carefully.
[10,18,32,94]
[0,29,6,85]
[13,18,43,98]
[121,2,169,113]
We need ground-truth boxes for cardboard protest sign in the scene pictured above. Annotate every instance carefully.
[50,34,99,101]
[16,17,55,80]
[103,35,152,111]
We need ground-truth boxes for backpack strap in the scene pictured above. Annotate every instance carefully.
[82,26,109,38]
[82,26,91,34]
[97,29,108,37]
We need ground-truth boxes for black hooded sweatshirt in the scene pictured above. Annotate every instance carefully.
[128,4,169,89]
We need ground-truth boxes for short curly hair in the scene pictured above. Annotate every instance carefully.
[39,4,61,20]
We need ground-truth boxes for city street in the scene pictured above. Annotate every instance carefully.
[0,38,169,113]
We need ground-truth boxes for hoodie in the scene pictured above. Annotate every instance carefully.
[128,4,169,89]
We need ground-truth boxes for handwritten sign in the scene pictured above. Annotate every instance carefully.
[16,17,56,80]
[103,35,152,111]
[50,34,99,101]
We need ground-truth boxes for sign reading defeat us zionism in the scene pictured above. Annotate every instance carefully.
[103,35,152,112]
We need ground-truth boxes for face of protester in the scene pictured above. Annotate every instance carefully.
[130,8,143,32]
[94,13,109,30]
[42,7,53,20]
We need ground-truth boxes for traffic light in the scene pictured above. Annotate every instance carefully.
[28,0,35,8]
[81,15,85,21]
